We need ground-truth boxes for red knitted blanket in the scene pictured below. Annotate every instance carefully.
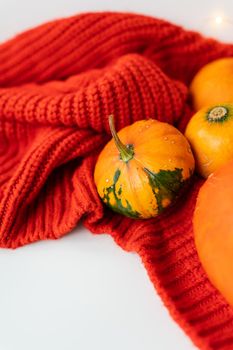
[1,12,233,349]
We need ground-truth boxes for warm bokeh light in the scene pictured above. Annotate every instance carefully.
[215,15,223,25]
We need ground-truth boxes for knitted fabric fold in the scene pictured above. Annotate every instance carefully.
[0,12,233,349]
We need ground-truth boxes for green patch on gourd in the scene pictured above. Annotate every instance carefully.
[144,167,184,214]
[103,169,140,218]
[117,187,122,196]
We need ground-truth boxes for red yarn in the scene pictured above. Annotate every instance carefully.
[0,12,233,349]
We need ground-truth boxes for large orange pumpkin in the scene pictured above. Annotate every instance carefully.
[94,116,195,219]
[185,103,233,178]
[190,57,233,111]
[193,160,233,306]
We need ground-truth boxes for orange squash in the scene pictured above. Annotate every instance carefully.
[193,160,233,306]
[94,116,195,219]
[185,104,233,178]
[190,57,233,111]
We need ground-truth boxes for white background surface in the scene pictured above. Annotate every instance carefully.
[0,1,232,350]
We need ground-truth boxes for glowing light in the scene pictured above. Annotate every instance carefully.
[215,16,223,25]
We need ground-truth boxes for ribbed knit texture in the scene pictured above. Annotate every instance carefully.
[0,12,233,349]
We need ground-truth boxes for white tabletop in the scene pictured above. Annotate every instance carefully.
[0,1,232,350]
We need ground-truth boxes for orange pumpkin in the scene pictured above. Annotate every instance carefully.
[193,160,233,306]
[185,104,233,178]
[190,57,233,111]
[94,116,195,219]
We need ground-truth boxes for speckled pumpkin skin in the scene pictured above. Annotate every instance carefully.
[94,119,195,219]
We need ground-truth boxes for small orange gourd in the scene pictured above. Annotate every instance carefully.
[190,57,233,111]
[94,116,195,219]
[185,104,233,178]
[193,160,233,306]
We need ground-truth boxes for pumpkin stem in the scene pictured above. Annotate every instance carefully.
[109,115,134,162]
[207,106,228,122]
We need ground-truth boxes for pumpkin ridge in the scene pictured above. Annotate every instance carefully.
[127,159,157,217]
[102,168,140,218]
